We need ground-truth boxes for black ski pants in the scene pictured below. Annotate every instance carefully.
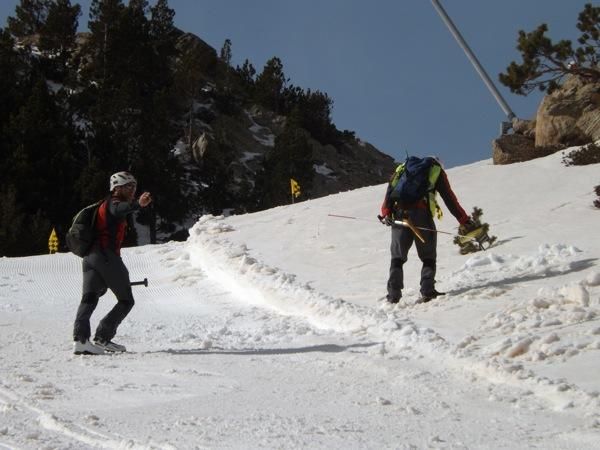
[73,249,135,343]
[387,208,437,301]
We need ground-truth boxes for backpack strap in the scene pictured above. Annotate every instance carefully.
[390,163,406,188]
[427,163,443,219]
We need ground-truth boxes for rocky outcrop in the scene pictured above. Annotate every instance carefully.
[535,75,600,147]
[186,103,396,197]
[493,75,599,164]
[175,31,396,204]
[492,134,559,165]
[492,134,535,164]
[511,118,536,138]
[175,32,218,77]
[191,133,211,162]
[310,138,395,197]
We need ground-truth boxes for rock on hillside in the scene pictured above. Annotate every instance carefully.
[185,101,396,200]
[535,75,600,147]
[493,75,600,165]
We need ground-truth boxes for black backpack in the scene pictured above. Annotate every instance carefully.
[66,200,103,257]
[389,156,436,203]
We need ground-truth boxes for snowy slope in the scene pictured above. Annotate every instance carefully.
[1,148,599,449]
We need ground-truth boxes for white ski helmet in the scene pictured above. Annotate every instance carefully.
[110,171,137,191]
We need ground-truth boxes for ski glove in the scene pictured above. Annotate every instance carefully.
[459,217,477,234]
[383,215,394,226]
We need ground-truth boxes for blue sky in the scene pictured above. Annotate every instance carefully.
[0,1,591,167]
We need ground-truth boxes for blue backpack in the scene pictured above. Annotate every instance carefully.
[389,156,436,203]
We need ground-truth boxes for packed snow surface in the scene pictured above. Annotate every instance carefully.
[1,149,599,449]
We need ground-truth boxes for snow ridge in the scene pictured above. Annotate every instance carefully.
[188,216,447,351]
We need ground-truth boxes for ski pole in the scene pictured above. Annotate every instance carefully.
[327,213,373,222]
[393,221,473,239]
[390,219,489,250]
[333,213,482,244]
[130,278,148,287]
[376,215,478,241]
[393,220,483,243]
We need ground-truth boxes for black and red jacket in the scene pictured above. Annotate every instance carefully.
[94,196,140,256]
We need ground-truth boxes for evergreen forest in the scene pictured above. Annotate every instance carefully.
[0,0,352,256]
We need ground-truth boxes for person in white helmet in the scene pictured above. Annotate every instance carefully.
[73,171,152,355]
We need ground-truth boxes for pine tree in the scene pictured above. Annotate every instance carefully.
[0,185,27,256]
[195,131,236,215]
[38,0,81,80]
[149,0,177,87]
[286,88,338,145]
[499,3,599,95]
[175,45,206,146]
[85,0,127,87]
[0,28,31,255]
[0,29,23,150]
[258,121,314,208]
[121,0,152,84]
[7,0,51,39]
[255,57,287,113]
[236,59,256,90]
[150,0,176,44]
[3,75,82,255]
[81,0,188,243]
[229,58,256,102]
[219,38,232,67]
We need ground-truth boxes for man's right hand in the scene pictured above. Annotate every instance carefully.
[139,192,152,207]
[382,215,394,226]
[459,217,477,234]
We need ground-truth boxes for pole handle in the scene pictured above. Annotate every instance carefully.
[130,278,148,287]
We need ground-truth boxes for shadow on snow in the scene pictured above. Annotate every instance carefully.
[447,258,598,296]
[147,342,380,356]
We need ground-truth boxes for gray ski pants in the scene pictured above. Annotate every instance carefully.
[73,249,134,343]
[387,208,437,301]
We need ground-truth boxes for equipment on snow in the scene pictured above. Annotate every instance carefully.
[376,214,487,248]
[130,278,148,287]
[389,156,436,204]
[331,213,486,249]
[66,200,103,257]
[454,226,496,253]
[453,207,496,254]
